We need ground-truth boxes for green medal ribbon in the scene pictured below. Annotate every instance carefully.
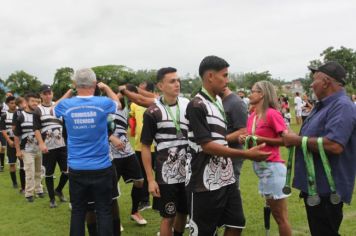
[201,88,227,123]
[317,137,341,204]
[282,146,295,194]
[162,98,182,137]
[249,115,268,168]
[302,136,320,206]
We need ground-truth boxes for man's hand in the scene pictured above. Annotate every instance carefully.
[282,132,302,147]
[239,134,248,144]
[39,143,49,154]
[118,85,126,94]
[148,180,160,198]
[97,82,109,91]
[8,140,15,148]
[245,143,271,162]
[110,136,125,150]
[16,150,23,160]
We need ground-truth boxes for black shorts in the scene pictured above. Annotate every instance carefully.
[42,147,68,177]
[113,155,143,183]
[87,165,119,205]
[154,182,188,218]
[188,184,245,236]
[7,146,17,164]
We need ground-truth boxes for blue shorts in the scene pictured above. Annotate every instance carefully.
[253,162,290,200]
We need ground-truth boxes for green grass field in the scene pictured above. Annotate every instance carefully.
[0,122,355,235]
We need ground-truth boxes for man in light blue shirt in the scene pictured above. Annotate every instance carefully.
[54,68,119,236]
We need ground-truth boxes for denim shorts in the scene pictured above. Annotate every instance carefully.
[253,162,290,200]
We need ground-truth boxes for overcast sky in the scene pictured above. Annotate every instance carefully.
[1,0,355,84]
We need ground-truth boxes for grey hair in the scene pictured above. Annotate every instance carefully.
[73,68,97,88]
[254,80,279,118]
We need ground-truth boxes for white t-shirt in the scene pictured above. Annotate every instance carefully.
[294,96,303,110]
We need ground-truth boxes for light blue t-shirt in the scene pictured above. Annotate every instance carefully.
[54,96,117,170]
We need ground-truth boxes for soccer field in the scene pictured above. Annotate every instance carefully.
[0,124,355,235]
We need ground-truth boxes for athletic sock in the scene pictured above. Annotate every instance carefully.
[0,153,4,167]
[131,186,142,214]
[173,230,184,236]
[87,223,97,236]
[55,173,68,192]
[19,169,26,190]
[45,176,55,200]
[10,171,17,185]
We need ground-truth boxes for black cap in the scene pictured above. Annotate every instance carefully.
[308,61,346,85]
[40,84,52,93]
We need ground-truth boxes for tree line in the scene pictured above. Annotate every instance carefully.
[1,46,355,101]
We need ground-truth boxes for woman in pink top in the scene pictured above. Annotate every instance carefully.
[240,81,291,236]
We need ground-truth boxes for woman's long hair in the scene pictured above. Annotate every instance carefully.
[254,80,279,118]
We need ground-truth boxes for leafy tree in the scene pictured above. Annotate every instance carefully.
[0,78,7,102]
[5,71,42,95]
[52,67,74,100]
[92,65,135,91]
[309,46,356,94]
[131,69,157,86]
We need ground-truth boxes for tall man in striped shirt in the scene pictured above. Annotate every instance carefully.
[141,67,189,236]
[34,85,68,208]
[185,56,270,236]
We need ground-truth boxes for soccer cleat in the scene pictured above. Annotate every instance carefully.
[138,201,152,212]
[37,192,45,198]
[54,190,67,202]
[130,212,147,225]
[50,199,57,208]
[26,196,34,202]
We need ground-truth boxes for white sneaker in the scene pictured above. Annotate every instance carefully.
[130,212,147,225]
[120,224,124,232]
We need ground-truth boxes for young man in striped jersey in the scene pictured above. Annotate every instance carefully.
[141,67,189,236]
[14,93,44,202]
[34,85,68,208]
[0,96,22,188]
[185,56,270,236]
[109,94,147,225]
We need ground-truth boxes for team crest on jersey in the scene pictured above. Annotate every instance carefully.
[165,202,176,215]
[203,156,235,191]
[161,147,186,184]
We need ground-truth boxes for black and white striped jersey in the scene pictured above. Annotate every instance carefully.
[185,91,235,192]
[14,110,39,152]
[34,105,65,150]
[141,96,189,185]
[0,111,15,139]
[109,108,135,159]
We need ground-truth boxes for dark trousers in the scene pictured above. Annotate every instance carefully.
[69,166,113,236]
[302,193,343,236]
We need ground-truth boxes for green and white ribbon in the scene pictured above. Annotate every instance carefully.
[282,146,295,194]
[302,136,320,206]
[317,137,341,204]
